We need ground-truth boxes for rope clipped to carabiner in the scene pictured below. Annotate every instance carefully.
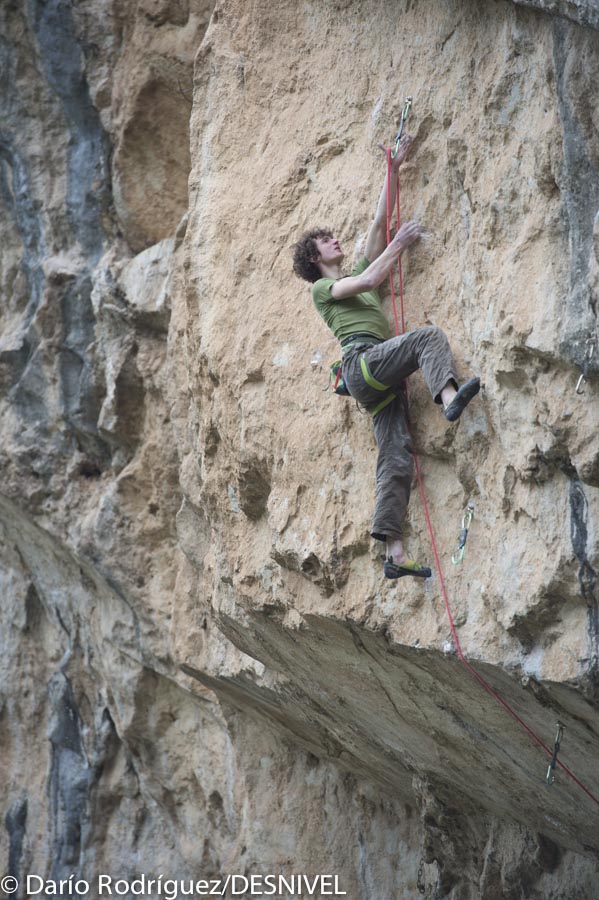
[451,503,474,565]
[575,337,596,394]
[546,723,565,785]
[392,97,412,157]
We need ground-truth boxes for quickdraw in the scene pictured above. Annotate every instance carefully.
[417,858,440,899]
[546,723,565,785]
[392,97,412,157]
[451,503,474,565]
[416,858,425,895]
[575,337,595,394]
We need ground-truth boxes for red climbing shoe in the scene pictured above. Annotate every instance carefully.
[384,557,432,579]
[444,377,481,422]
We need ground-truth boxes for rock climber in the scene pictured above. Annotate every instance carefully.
[292,134,480,580]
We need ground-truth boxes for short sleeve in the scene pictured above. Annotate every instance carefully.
[311,277,336,307]
[351,256,370,277]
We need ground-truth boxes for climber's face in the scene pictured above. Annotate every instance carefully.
[313,234,344,268]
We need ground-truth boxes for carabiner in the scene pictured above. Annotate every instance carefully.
[393,97,412,156]
[452,503,474,565]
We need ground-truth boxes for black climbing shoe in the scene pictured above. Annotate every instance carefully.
[384,557,432,579]
[443,377,481,422]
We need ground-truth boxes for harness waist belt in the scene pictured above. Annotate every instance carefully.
[340,332,384,349]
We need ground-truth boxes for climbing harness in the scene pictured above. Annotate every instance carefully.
[327,337,397,410]
[324,360,351,396]
[451,503,474,565]
[575,337,595,394]
[546,723,565,785]
[384,109,599,811]
[359,354,397,415]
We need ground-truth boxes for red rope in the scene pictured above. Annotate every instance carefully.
[385,151,401,336]
[385,148,599,809]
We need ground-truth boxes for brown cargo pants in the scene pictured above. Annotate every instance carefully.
[341,326,458,541]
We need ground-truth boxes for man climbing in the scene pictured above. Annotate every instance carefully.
[292,134,480,579]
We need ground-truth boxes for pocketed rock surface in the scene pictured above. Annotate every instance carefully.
[1,1,599,898]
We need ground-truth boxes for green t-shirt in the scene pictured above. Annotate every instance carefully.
[311,256,391,344]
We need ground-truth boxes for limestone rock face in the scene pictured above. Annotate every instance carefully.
[2,1,599,898]
[513,0,599,31]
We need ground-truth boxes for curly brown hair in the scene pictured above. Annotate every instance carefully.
[291,227,333,283]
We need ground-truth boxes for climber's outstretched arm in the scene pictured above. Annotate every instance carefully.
[364,134,413,263]
[331,221,423,300]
